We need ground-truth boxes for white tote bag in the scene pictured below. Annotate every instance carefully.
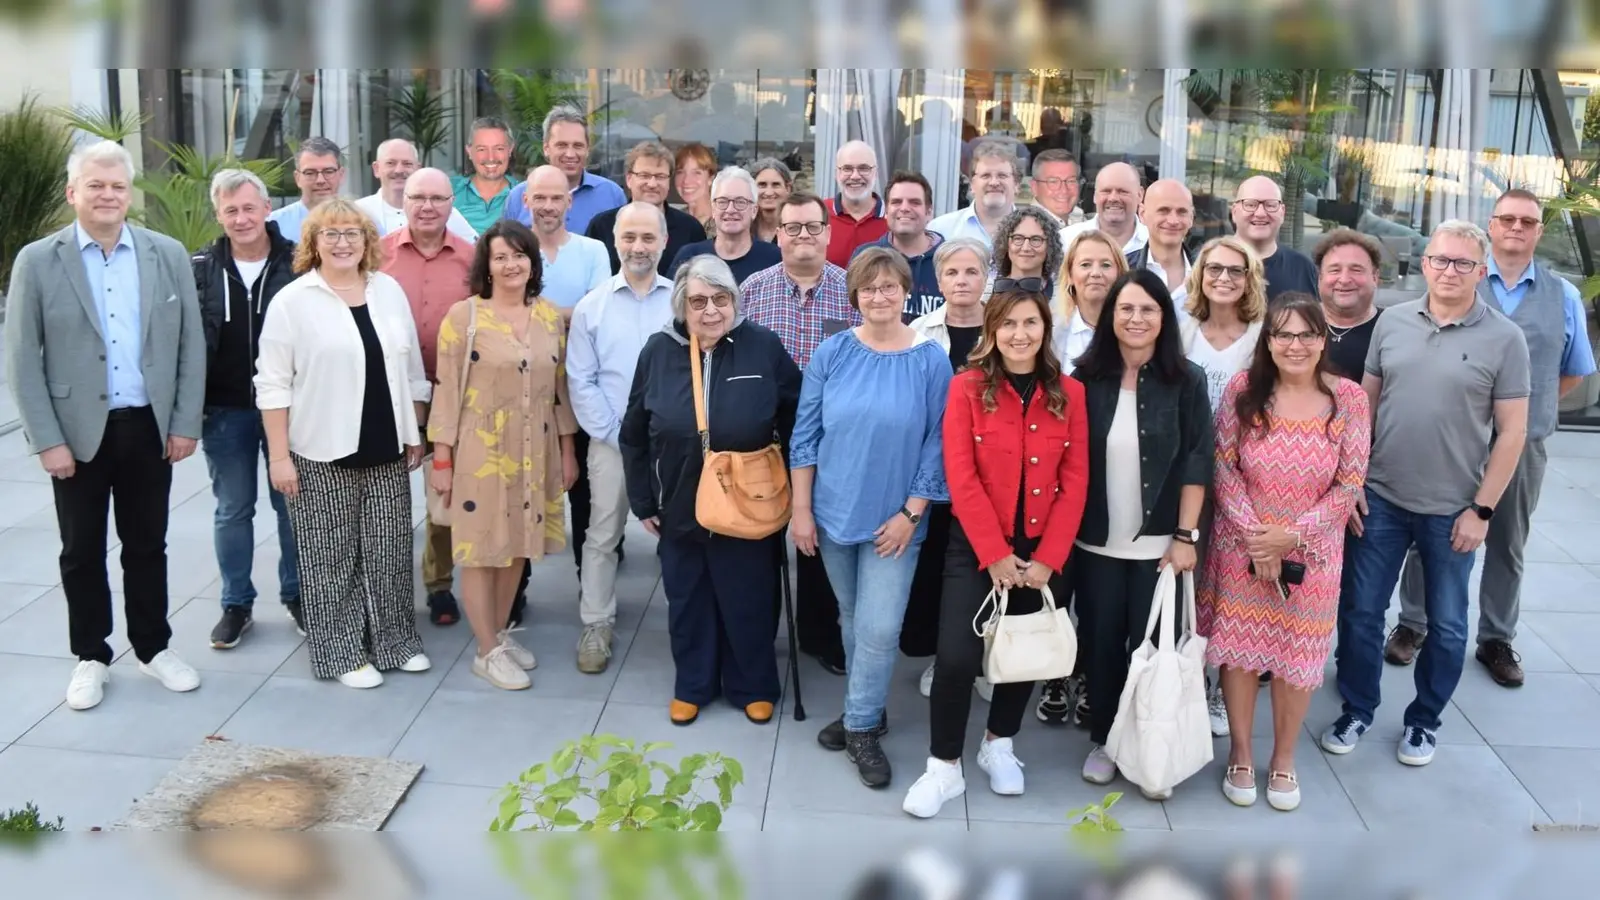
[971,584,1078,684]
[1104,565,1213,794]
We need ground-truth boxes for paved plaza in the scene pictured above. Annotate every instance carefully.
[0,421,1596,839]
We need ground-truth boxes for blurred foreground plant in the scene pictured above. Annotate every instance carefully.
[0,802,64,834]
[1066,791,1124,871]
[491,832,743,900]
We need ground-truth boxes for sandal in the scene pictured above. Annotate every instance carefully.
[1267,769,1300,812]
[1222,764,1257,807]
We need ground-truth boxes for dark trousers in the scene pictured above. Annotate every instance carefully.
[513,427,595,606]
[658,532,782,707]
[794,547,844,663]
[901,502,953,658]
[1074,548,1164,745]
[929,521,1040,760]
[53,407,174,665]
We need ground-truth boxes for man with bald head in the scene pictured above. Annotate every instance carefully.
[1126,178,1196,304]
[1231,175,1318,299]
[380,166,479,627]
[822,140,888,267]
[523,165,610,313]
[355,138,478,242]
[1060,161,1148,254]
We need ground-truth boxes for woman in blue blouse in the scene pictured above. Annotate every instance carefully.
[791,246,953,790]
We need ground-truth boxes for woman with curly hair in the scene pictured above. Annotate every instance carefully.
[986,205,1064,301]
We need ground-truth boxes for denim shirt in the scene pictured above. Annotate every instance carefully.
[1072,360,1214,544]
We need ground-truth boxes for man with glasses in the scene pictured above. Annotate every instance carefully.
[823,141,889,267]
[268,136,346,242]
[379,167,477,628]
[1029,150,1084,226]
[503,105,627,236]
[1059,161,1148,254]
[584,141,708,276]
[1324,220,1530,768]
[355,139,478,242]
[851,172,944,322]
[1124,178,1195,306]
[743,193,862,676]
[1387,190,1596,688]
[451,116,521,235]
[667,165,781,284]
[1230,176,1318,300]
[928,140,1020,247]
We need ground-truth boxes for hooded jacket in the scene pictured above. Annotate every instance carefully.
[192,220,299,410]
[619,318,802,541]
[851,231,945,323]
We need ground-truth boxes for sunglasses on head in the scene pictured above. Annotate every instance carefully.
[993,277,1045,293]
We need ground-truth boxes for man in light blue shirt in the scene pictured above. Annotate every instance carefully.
[78,223,147,408]
[565,202,675,675]
[267,136,346,243]
[523,165,610,311]
[927,139,1019,248]
[502,105,626,235]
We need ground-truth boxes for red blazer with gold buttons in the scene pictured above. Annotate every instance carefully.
[942,368,1090,573]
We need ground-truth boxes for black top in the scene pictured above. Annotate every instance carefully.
[584,204,709,277]
[193,220,299,410]
[1006,371,1039,556]
[333,304,402,469]
[1324,308,1383,382]
[1262,247,1321,301]
[668,238,783,285]
[947,325,983,372]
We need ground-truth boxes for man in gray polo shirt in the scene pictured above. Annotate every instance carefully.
[1322,219,1530,768]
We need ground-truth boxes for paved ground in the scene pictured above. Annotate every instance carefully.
[0,425,1596,842]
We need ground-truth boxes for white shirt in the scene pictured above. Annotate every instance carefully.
[1142,250,1193,309]
[1078,389,1170,560]
[354,193,479,243]
[1184,319,1263,416]
[1052,309,1097,373]
[233,256,267,289]
[1060,216,1149,255]
[254,269,432,462]
[927,205,1000,247]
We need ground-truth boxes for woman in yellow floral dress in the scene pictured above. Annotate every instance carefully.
[428,221,579,691]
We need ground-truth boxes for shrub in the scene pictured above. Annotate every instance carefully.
[0,803,64,833]
[0,95,74,288]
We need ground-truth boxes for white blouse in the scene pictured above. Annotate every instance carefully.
[254,269,432,463]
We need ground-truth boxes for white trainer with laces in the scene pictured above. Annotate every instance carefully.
[1082,745,1116,785]
[902,757,965,818]
[66,660,110,710]
[338,664,384,689]
[499,627,537,671]
[400,653,432,672]
[1207,682,1230,737]
[138,650,200,693]
[976,736,1025,795]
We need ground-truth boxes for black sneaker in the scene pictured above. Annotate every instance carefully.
[210,607,252,649]
[845,729,892,788]
[1036,677,1071,725]
[1072,677,1092,727]
[283,600,307,637]
[817,713,888,751]
[427,590,460,626]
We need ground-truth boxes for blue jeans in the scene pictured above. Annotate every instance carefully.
[202,407,299,609]
[1336,488,1475,733]
[818,533,922,732]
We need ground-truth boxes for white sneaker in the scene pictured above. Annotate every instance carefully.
[474,645,531,691]
[1140,785,1173,801]
[1082,745,1116,785]
[976,736,1025,796]
[1208,682,1230,737]
[902,757,965,818]
[974,676,993,703]
[399,653,431,672]
[66,660,110,710]
[499,627,537,671]
[919,662,935,698]
[138,650,200,693]
[338,664,384,689]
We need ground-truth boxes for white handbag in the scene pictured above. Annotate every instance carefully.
[1104,565,1214,794]
[971,583,1078,684]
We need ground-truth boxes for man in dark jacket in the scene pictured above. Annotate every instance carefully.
[585,140,708,276]
[193,169,303,650]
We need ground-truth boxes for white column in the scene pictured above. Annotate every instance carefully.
[812,69,848,199]
[1158,68,1190,182]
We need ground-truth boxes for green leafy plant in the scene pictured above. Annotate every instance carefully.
[1066,791,1124,870]
[492,833,743,900]
[0,802,64,833]
[388,75,452,164]
[490,734,743,832]
[134,142,291,252]
[51,104,150,143]
[0,94,75,288]
[489,70,614,176]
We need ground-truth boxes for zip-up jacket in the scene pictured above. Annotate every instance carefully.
[192,221,299,410]
[619,319,802,541]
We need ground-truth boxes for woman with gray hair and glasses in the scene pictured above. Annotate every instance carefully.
[985,206,1065,301]
[620,254,803,727]
[750,157,794,244]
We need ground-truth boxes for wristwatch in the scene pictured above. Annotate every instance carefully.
[899,506,922,525]
[1470,503,1495,521]
[1173,527,1199,544]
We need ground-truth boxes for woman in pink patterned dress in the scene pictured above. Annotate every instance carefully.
[1197,292,1370,813]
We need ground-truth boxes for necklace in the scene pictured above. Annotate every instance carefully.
[1325,310,1374,343]
[326,277,362,291]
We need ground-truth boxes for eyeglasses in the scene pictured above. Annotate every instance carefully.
[1203,263,1247,281]
[299,167,341,180]
[837,164,875,176]
[856,282,905,300]
[1423,254,1482,274]
[994,277,1046,293]
[404,194,453,206]
[629,171,670,184]
[1492,214,1541,229]
[974,172,1014,183]
[1033,176,1083,189]
[687,293,734,311]
[1233,199,1284,213]
[1270,330,1324,346]
[712,197,754,211]
[780,222,826,236]
[1008,234,1047,249]
[318,229,365,244]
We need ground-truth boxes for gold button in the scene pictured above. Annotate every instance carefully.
[975,435,982,442]
[1030,457,1038,464]
[1032,488,1041,496]
[1029,517,1038,524]
[1029,424,1037,431]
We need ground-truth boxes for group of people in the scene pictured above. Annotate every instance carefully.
[5,110,1591,823]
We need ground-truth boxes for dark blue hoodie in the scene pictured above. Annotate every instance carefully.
[851,231,946,323]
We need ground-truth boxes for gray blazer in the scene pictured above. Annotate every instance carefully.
[4,223,206,461]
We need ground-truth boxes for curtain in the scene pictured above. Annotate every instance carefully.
[1158,68,1190,182]
[916,69,967,216]
[812,68,904,201]
[309,69,354,197]
[1430,68,1491,226]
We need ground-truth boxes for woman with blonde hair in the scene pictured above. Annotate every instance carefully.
[675,143,718,232]
[1050,230,1130,374]
[255,198,431,689]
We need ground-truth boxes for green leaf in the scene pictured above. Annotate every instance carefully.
[723,757,745,784]
[632,767,653,798]
[1102,792,1122,810]
[633,804,659,823]
[715,771,735,808]
[641,741,672,755]
[663,774,693,798]
[496,792,524,829]
[647,817,679,832]
[551,744,577,774]
[593,805,626,828]
[691,802,723,831]
[613,777,638,806]
[551,809,582,828]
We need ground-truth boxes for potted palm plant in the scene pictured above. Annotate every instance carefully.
[0,95,75,317]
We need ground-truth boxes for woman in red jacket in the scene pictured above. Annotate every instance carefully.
[902,284,1090,818]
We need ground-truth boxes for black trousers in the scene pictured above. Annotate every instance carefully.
[900,502,953,658]
[794,547,844,663]
[513,427,595,606]
[929,520,1043,760]
[53,407,173,665]
[1073,548,1165,745]
[659,532,782,707]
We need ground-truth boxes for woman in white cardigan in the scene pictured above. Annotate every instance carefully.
[255,198,432,689]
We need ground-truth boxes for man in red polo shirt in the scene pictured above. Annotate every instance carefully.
[823,140,888,267]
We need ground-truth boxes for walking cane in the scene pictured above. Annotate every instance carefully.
[780,549,806,721]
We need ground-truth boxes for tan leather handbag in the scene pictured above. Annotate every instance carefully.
[689,334,791,540]
[427,298,478,527]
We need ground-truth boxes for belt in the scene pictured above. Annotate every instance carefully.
[106,405,153,421]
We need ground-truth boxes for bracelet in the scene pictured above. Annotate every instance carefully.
[432,459,453,471]
[268,456,289,463]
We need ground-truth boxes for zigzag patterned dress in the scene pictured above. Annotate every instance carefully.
[1197,372,1370,689]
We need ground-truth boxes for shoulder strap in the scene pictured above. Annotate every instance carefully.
[457,297,478,412]
[690,334,709,456]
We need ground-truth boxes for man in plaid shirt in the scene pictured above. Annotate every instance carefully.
[741,191,861,677]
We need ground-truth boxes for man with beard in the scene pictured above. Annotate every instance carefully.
[927,140,1020,247]
[1059,161,1148,255]
[850,171,944,322]
[268,136,346,242]
[1314,227,1385,382]
[667,165,781,284]
[355,139,478,242]
[503,105,626,236]
[585,141,708,276]
[567,202,676,674]
[451,116,521,235]
[1230,175,1319,300]
[823,140,889,267]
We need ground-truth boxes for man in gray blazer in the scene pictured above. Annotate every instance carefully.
[4,139,208,712]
